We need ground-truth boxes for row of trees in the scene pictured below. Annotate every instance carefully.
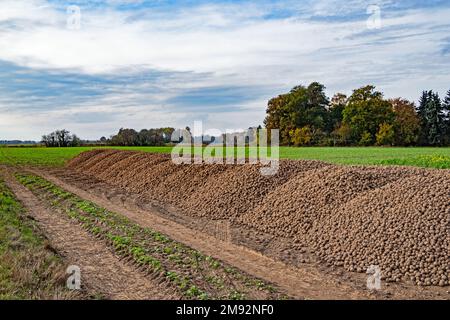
[41,128,176,147]
[107,128,175,146]
[41,129,80,147]
[264,83,450,146]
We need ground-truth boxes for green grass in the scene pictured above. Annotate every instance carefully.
[279,147,450,168]
[0,146,170,166]
[1,145,449,169]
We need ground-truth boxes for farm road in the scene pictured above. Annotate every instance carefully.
[0,166,179,300]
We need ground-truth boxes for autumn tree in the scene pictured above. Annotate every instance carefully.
[389,98,421,146]
[289,126,312,146]
[325,93,347,133]
[264,82,329,145]
[376,123,395,146]
[297,82,329,129]
[264,94,291,144]
[263,83,448,146]
[342,85,394,145]
[332,123,352,146]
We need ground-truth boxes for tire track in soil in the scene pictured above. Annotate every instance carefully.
[0,167,179,300]
[31,168,371,300]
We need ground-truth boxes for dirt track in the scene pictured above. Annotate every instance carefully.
[0,166,179,300]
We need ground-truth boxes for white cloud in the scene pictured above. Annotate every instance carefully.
[0,0,449,139]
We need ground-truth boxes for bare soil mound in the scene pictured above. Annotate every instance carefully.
[68,150,450,287]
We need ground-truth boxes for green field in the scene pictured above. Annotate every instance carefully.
[0,146,449,169]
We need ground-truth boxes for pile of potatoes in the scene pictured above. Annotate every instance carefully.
[69,150,326,217]
[237,165,412,238]
[238,166,449,287]
[179,160,328,220]
[69,150,450,286]
[312,172,449,286]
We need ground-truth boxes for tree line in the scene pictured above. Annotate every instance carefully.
[41,129,81,147]
[41,128,175,147]
[105,127,175,146]
[264,83,450,146]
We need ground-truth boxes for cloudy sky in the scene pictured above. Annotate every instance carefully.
[0,0,449,140]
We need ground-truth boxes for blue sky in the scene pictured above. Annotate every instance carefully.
[0,0,449,140]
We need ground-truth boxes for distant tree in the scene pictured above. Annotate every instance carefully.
[443,90,450,145]
[70,134,81,147]
[264,94,290,144]
[417,91,428,120]
[110,128,138,146]
[162,127,175,142]
[376,123,395,146]
[326,93,347,133]
[417,91,430,145]
[263,83,447,147]
[55,129,71,147]
[332,123,352,146]
[293,82,329,130]
[359,131,373,146]
[264,82,329,145]
[417,91,446,146]
[41,129,79,147]
[137,129,150,146]
[109,127,175,146]
[343,85,395,145]
[389,98,421,146]
[426,92,445,145]
[289,126,312,146]
[41,134,51,147]
[123,128,139,146]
